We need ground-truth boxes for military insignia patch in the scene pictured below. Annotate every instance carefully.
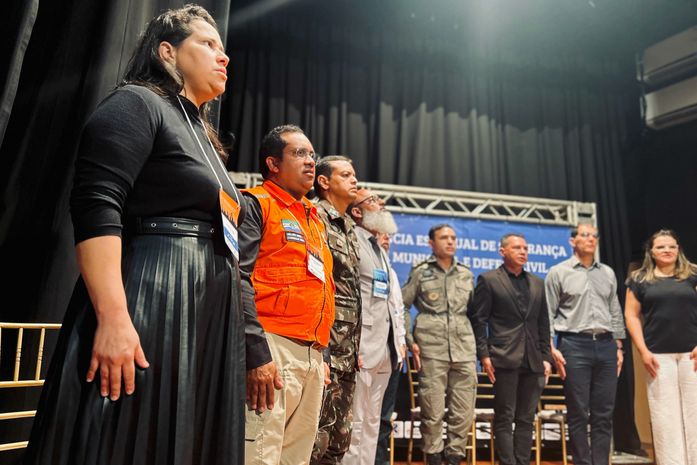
[282,219,302,233]
[285,231,305,244]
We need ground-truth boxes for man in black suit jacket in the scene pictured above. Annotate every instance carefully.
[470,233,553,465]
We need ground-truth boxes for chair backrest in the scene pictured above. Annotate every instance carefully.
[538,373,566,412]
[405,353,418,411]
[475,372,495,408]
[0,322,61,453]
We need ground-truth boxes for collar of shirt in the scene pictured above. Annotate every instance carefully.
[425,254,464,272]
[262,180,316,216]
[356,226,390,268]
[504,266,527,279]
[569,254,601,270]
[317,199,355,226]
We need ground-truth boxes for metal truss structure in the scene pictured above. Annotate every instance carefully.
[230,171,596,227]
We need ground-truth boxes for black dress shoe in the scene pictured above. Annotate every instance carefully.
[425,452,443,465]
[444,454,463,465]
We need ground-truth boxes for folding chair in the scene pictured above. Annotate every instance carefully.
[0,322,61,453]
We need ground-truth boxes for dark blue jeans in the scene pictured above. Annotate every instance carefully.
[559,334,617,465]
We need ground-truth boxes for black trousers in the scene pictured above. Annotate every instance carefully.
[493,367,545,465]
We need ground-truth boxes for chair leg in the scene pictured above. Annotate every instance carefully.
[534,418,541,465]
[407,420,413,465]
[471,421,476,465]
[489,421,495,465]
[560,419,568,465]
[390,420,394,465]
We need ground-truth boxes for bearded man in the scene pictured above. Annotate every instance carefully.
[341,189,404,465]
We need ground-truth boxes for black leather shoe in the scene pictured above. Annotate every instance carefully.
[444,455,463,465]
[425,452,443,465]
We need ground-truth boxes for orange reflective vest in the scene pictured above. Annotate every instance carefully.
[244,181,335,346]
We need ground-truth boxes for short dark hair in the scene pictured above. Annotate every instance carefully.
[313,155,352,198]
[258,124,305,179]
[570,222,596,238]
[428,223,454,240]
[500,233,525,248]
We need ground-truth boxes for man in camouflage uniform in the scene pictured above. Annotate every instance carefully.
[310,156,362,465]
[402,224,477,465]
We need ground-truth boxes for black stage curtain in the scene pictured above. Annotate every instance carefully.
[625,121,697,258]
[222,0,642,453]
[223,0,635,270]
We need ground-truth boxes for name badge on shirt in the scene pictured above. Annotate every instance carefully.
[372,268,389,299]
[219,189,240,261]
[307,246,326,283]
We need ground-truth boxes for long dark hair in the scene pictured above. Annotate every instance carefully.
[122,4,226,161]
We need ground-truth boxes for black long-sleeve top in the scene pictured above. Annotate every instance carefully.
[237,195,274,369]
[70,84,243,242]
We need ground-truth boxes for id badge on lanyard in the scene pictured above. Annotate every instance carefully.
[372,268,389,299]
[307,244,326,283]
[219,189,241,261]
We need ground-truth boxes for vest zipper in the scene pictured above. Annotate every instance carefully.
[305,204,327,344]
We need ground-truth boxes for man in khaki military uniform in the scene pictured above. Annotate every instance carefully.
[310,156,362,465]
[402,224,477,465]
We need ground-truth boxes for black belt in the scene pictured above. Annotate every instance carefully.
[285,336,326,352]
[556,331,613,341]
[127,217,215,238]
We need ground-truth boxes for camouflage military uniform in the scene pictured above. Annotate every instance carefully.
[310,200,361,465]
[401,255,477,460]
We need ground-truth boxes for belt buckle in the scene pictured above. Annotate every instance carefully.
[592,333,598,341]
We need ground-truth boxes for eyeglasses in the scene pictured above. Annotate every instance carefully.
[577,232,600,239]
[288,148,319,162]
[353,195,381,208]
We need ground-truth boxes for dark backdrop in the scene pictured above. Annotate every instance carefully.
[624,121,697,258]
[3,0,697,461]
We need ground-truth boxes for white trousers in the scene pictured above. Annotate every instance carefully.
[341,351,393,465]
[646,352,697,465]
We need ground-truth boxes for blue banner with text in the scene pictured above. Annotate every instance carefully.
[388,213,572,284]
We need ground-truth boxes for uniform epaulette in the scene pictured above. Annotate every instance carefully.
[413,259,430,269]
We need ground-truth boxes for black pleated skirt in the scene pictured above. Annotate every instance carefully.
[24,234,245,465]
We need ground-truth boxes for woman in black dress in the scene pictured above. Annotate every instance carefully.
[25,5,245,464]
[625,229,697,465]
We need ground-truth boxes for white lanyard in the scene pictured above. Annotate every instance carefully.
[176,96,241,206]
